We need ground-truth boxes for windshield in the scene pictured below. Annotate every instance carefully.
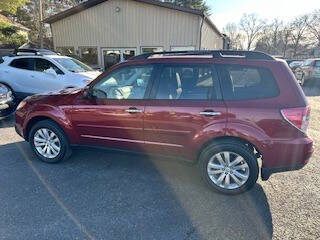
[53,57,93,73]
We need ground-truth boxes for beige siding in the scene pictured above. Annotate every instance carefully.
[52,0,199,52]
[200,20,223,50]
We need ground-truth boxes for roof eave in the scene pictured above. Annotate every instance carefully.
[44,0,203,24]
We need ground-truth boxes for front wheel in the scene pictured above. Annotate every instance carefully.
[198,141,259,195]
[29,120,72,163]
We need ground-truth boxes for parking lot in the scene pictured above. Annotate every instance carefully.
[0,87,319,240]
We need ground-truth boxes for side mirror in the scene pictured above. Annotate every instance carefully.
[82,87,93,99]
[44,68,57,77]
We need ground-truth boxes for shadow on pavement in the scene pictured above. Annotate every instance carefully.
[0,141,273,240]
[0,114,15,128]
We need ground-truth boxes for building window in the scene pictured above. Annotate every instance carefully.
[55,47,75,57]
[141,47,163,54]
[170,46,195,51]
[79,47,98,68]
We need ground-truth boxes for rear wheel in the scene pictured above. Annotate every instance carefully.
[198,140,259,195]
[29,120,72,163]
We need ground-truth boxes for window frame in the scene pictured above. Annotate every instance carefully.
[9,57,35,71]
[149,63,222,101]
[215,63,280,101]
[90,64,158,100]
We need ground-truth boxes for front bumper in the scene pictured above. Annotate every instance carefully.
[15,124,24,138]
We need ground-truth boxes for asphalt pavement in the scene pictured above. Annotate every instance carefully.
[0,87,319,240]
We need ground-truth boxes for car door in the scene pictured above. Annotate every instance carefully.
[6,58,36,97]
[71,64,155,151]
[33,58,65,92]
[144,63,227,161]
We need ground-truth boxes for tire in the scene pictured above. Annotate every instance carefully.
[198,140,259,195]
[29,120,72,163]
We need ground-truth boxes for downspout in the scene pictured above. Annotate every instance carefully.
[199,15,204,50]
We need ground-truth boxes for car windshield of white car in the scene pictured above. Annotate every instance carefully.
[53,58,93,73]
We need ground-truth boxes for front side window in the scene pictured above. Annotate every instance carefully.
[10,58,34,71]
[35,59,63,74]
[53,58,93,73]
[155,65,216,100]
[315,61,320,67]
[92,65,154,100]
[217,64,279,100]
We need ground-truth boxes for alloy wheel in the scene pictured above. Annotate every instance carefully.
[34,128,61,159]
[207,151,250,190]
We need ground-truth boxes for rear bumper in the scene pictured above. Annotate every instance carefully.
[261,136,314,180]
[261,163,306,181]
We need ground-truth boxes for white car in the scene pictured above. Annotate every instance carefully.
[0,52,101,104]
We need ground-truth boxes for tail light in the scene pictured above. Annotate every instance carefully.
[281,106,311,133]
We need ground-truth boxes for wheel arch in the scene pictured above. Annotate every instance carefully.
[196,136,262,163]
[25,116,70,143]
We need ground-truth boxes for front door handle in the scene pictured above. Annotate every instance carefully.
[200,110,222,116]
[125,107,143,114]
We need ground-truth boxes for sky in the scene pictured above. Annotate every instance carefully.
[208,0,319,31]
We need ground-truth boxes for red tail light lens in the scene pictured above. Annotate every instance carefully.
[281,106,311,133]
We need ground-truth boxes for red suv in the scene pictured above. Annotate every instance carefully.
[15,51,314,194]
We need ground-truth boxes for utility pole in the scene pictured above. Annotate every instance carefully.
[39,0,43,48]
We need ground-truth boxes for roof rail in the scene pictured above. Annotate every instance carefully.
[13,48,58,56]
[14,48,43,56]
[129,50,274,61]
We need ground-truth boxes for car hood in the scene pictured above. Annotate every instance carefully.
[73,71,101,80]
[25,88,82,103]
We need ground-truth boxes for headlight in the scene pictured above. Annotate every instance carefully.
[16,101,27,111]
[0,84,13,105]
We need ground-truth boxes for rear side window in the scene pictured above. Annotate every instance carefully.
[217,64,279,100]
[315,61,320,67]
[10,58,34,71]
[155,65,218,100]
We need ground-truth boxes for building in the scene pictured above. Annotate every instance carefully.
[45,0,224,69]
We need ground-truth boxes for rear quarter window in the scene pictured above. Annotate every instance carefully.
[217,64,280,101]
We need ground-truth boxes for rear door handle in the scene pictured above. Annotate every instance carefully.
[125,107,143,114]
[200,110,222,116]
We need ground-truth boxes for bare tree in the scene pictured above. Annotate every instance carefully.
[223,23,244,50]
[239,13,266,50]
[308,9,320,47]
[281,25,292,57]
[290,14,309,57]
